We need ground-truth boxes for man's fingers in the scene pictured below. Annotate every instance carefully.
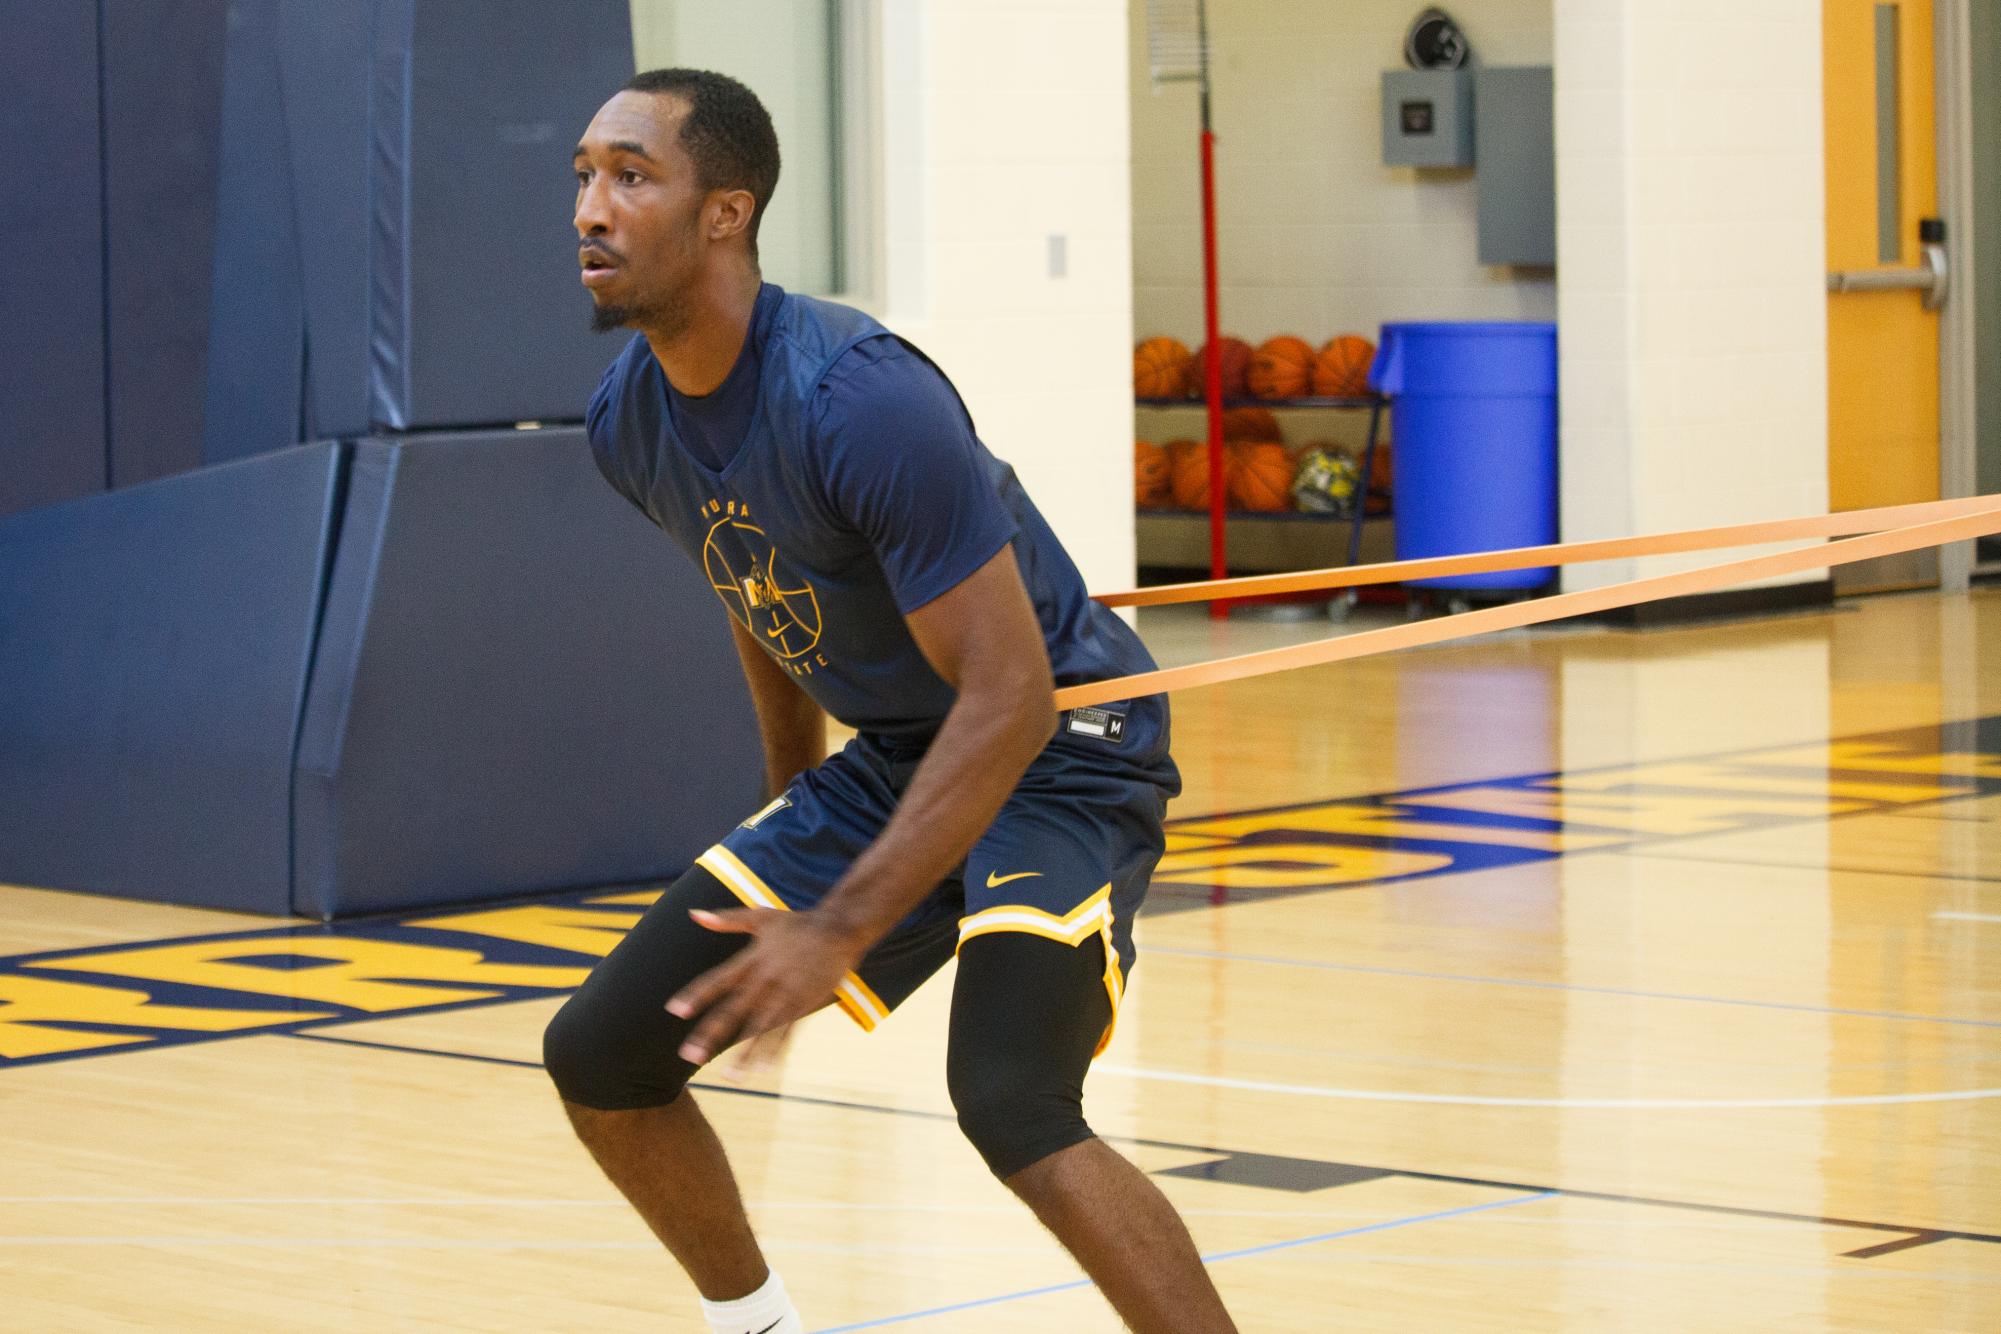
[722,1022,795,1082]
[665,954,748,1020]
[679,997,754,1066]
[689,907,767,935]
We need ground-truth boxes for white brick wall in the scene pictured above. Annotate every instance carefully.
[1129,0,1558,352]
[873,0,1138,597]
[1556,0,1828,589]
[859,1,1829,598]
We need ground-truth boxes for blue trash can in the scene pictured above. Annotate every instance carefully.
[1368,322,1558,591]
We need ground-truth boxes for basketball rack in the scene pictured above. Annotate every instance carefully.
[1136,392,1390,618]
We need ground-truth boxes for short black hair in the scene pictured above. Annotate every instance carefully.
[623,68,781,253]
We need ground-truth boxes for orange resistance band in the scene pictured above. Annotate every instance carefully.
[1057,495,2001,711]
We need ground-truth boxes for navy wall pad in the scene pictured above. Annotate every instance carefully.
[0,446,346,913]
[292,426,763,919]
[0,6,108,520]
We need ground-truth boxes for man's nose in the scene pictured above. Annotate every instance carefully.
[574,176,611,236]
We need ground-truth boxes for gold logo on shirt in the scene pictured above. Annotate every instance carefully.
[702,502,824,664]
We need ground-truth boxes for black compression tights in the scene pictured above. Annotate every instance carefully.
[543,864,1112,1179]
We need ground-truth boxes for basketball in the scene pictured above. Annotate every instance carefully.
[1134,439,1171,509]
[1227,441,1294,512]
[1248,335,1315,398]
[1222,406,1281,441]
[1291,445,1361,516]
[1169,439,1213,509]
[1187,336,1253,399]
[1313,334,1376,397]
[1134,336,1191,399]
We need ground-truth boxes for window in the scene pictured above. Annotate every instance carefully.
[628,1,875,300]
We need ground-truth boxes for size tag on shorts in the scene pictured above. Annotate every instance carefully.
[1064,707,1126,741]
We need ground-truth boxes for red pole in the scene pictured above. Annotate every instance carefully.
[1198,127,1226,619]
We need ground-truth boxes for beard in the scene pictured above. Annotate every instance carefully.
[589,300,646,334]
[587,217,701,337]
[590,291,692,340]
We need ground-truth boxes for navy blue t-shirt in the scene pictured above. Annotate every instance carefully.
[587,284,1160,748]
[665,285,774,470]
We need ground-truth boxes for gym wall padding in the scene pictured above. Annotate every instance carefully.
[0,5,108,521]
[277,0,374,442]
[0,445,346,915]
[200,0,310,467]
[369,0,634,431]
[101,0,231,489]
[2,1,633,511]
[291,427,762,920]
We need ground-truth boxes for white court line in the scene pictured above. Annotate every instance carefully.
[0,1198,1837,1235]
[1934,911,2001,923]
[0,1198,1811,1232]
[0,1235,1067,1258]
[1248,1256,2000,1288]
[1093,1064,2001,1109]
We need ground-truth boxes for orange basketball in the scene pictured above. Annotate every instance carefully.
[1169,440,1213,509]
[1134,440,1171,509]
[1222,406,1281,442]
[1313,334,1376,397]
[1227,441,1294,512]
[1187,336,1253,399]
[1248,335,1314,399]
[1134,336,1191,399]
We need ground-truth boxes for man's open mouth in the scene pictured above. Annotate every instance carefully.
[580,248,621,288]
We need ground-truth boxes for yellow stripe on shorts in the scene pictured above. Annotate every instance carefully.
[957,884,1124,1056]
[694,845,888,1031]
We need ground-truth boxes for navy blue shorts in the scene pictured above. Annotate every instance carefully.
[695,698,1179,1052]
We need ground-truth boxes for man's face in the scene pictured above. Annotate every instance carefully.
[573,91,707,335]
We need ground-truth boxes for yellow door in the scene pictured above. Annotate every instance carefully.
[1824,0,1940,590]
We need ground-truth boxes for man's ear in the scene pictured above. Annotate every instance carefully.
[710,188,757,242]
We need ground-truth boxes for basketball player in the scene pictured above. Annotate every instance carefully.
[545,69,1237,1334]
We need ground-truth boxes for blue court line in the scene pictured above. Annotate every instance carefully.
[810,1191,1558,1332]
[1140,946,2001,1030]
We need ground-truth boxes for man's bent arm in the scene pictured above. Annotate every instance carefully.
[666,544,1055,1060]
[812,544,1057,949]
[728,617,827,798]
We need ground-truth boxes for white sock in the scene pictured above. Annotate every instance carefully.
[700,1269,802,1334]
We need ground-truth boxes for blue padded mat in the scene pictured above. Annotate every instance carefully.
[201,0,309,467]
[0,445,345,913]
[101,0,230,489]
[0,6,107,520]
[370,0,633,430]
[292,427,762,919]
[276,0,373,441]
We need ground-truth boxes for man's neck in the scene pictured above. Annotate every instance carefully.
[645,267,763,397]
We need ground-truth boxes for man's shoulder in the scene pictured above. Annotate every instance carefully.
[587,336,656,438]
[591,333,653,400]
[773,289,885,346]
[598,333,656,398]
[766,291,913,388]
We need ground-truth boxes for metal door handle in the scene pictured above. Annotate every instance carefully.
[1826,242,1948,311]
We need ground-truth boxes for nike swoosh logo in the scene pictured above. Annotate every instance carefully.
[985,870,1043,889]
[764,625,785,638]
[751,1321,782,1334]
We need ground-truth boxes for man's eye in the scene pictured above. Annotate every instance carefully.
[620,170,643,185]
[576,169,591,185]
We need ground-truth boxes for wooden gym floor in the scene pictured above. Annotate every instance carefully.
[3,586,1998,1330]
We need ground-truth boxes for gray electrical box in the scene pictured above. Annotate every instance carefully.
[1475,66,1556,266]
[1382,69,1472,168]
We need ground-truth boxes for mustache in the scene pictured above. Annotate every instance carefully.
[579,240,625,265]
